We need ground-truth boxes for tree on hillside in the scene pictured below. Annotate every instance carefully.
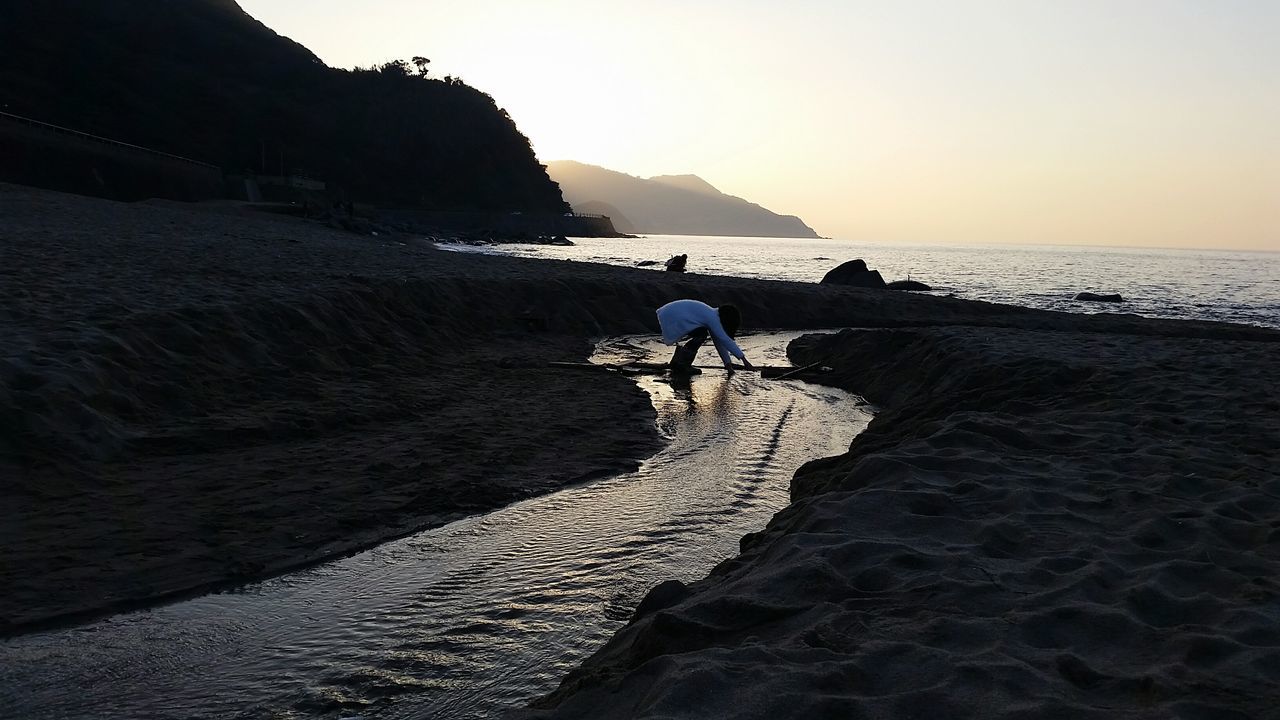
[0,2,569,212]
[377,59,411,77]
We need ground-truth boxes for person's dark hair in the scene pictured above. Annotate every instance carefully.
[718,304,741,337]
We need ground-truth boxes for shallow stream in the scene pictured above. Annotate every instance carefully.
[1,333,871,719]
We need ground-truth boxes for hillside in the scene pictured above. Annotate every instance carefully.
[0,0,567,211]
[547,161,819,238]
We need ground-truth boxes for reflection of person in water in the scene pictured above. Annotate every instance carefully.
[666,368,734,417]
[664,254,687,272]
[656,299,754,375]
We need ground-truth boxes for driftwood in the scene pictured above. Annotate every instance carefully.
[545,361,828,379]
[760,360,827,380]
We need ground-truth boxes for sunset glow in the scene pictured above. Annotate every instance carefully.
[238,0,1279,250]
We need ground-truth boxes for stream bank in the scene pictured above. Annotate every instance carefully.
[525,325,1280,720]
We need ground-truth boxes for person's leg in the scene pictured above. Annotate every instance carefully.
[669,328,709,372]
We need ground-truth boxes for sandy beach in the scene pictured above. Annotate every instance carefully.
[1,181,1180,633]
[525,328,1280,718]
[4,183,1278,718]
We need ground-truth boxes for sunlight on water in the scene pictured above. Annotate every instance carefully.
[0,332,872,720]
[444,235,1280,329]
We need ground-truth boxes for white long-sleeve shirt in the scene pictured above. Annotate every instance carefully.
[655,299,746,367]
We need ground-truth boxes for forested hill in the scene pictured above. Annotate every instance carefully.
[0,0,568,211]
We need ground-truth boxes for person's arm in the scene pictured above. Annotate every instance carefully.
[707,320,749,373]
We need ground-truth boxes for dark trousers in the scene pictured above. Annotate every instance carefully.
[669,328,709,370]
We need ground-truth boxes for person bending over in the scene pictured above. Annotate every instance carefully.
[656,299,754,375]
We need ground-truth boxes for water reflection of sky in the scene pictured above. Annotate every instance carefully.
[593,331,823,439]
[450,235,1280,329]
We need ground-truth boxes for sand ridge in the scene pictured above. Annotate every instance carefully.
[527,327,1280,719]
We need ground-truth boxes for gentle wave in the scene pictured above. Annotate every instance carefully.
[467,235,1280,329]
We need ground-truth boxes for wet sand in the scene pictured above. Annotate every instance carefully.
[526,327,1280,719]
[2,333,871,720]
[1,186,670,632]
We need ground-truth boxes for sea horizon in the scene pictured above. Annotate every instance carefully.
[626,232,1279,256]
[445,233,1280,330]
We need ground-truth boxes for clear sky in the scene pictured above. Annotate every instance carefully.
[237,0,1277,250]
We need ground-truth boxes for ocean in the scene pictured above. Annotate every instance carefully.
[443,234,1280,330]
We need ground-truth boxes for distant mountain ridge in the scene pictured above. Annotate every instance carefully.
[546,161,819,238]
[648,174,721,196]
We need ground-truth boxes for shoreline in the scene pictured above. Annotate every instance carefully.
[3,179,1276,692]
[0,183,1114,635]
[457,234,1280,332]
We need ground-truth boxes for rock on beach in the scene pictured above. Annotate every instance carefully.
[819,258,886,288]
[1075,291,1124,302]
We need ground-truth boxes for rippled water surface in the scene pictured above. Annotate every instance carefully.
[0,333,871,720]
[446,235,1280,329]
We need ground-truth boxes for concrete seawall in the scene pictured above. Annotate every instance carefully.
[377,207,623,238]
[0,113,223,202]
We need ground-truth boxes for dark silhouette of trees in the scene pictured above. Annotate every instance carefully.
[0,0,567,212]
[376,59,412,77]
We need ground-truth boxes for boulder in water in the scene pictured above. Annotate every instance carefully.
[820,259,886,288]
[665,254,688,272]
[1075,292,1124,303]
[632,579,690,621]
[636,259,660,267]
[887,279,931,291]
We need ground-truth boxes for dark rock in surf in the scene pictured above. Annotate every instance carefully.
[632,579,690,622]
[637,260,660,267]
[1075,292,1124,303]
[665,254,688,272]
[820,259,886,288]
[887,279,931,291]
